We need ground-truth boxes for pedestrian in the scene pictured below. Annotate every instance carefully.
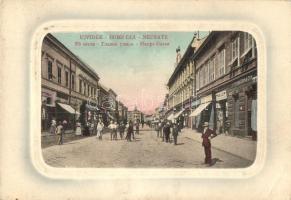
[155,122,160,138]
[55,121,63,145]
[62,119,67,133]
[93,120,98,136]
[201,122,217,166]
[96,120,104,140]
[172,123,179,145]
[125,122,129,141]
[84,122,90,136]
[114,122,118,140]
[159,122,164,141]
[126,121,134,142]
[89,122,94,136]
[50,118,56,134]
[75,121,82,136]
[164,122,171,143]
[161,122,166,141]
[108,121,114,140]
[119,122,125,139]
[135,122,139,135]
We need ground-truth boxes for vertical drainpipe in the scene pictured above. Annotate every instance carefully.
[212,91,217,131]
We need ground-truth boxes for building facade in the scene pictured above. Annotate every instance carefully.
[167,35,202,127]
[127,106,143,123]
[41,34,99,131]
[192,31,257,139]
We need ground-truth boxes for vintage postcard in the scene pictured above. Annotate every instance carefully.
[41,31,258,169]
[1,1,290,200]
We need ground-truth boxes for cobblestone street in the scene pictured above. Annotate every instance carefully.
[42,128,252,168]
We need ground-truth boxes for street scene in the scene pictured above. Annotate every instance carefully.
[43,126,254,168]
[41,31,257,168]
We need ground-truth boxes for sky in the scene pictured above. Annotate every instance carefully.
[53,31,209,114]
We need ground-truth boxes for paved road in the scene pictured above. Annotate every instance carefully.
[42,129,252,168]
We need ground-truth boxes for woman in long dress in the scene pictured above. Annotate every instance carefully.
[75,121,82,136]
[96,120,104,140]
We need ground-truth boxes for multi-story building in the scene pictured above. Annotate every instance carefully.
[41,34,99,131]
[167,34,203,127]
[190,31,257,139]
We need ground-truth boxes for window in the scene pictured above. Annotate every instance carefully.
[65,71,69,87]
[84,83,87,95]
[71,74,75,90]
[209,58,215,82]
[79,79,82,93]
[231,37,239,61]
[199,67,203,88]
[48,60,53,80]
[203,63,209,86]
[244,32,253,53]
[217,49,225,77]
[57,66,62,84]
[88,85,90,97]
[196,70,200,89]
[91,87,93,97]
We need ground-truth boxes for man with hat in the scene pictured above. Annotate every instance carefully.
[201,122,217,166]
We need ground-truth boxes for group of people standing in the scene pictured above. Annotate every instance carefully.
[92,120,140,142]
[155,120,181,145]
[50,119,68,145]
[155,119,217,166]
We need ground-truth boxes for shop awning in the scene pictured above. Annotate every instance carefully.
[57,103,80,115]
[167,113,174,121]
[173,109,185,119]
[190,102,211,117]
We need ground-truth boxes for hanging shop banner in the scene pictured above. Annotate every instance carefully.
[216,90,227,101]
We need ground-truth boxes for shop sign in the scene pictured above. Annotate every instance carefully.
[216,90,227,101]
[232,75,255,87]
[41,88,56,106]
[201,95,212,104]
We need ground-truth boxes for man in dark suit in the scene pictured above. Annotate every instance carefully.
[201,122,217,166]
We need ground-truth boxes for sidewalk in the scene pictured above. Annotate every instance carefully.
[181,128,257,161]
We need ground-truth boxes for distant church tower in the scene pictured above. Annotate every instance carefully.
[175,46,181,68]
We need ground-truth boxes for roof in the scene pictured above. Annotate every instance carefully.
[190,31,216,60]
[98,82,109,92]
[108,88,117,97]
[167,35,196,86]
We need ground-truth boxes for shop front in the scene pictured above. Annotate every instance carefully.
[56,102,80,130]
[183,101,191,128]
[227,74,257,139]
[215,90,228,134]
[79,100,100,135]
[190,94,213,132]
[41,88,56,131]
